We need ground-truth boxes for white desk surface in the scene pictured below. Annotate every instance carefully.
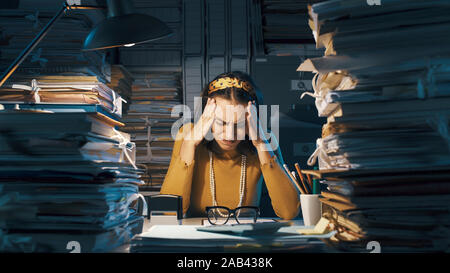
[144,217,304,230]
[111,217,305,253]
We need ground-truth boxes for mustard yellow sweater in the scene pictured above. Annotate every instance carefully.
[160,123,300,220]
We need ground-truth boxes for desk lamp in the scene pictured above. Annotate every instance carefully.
[0,0,172,87]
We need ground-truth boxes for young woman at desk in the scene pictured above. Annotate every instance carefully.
[160,71,300,220]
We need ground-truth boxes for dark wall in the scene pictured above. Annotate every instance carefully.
[250,56,326,217]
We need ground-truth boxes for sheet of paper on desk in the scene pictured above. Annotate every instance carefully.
[297,218,331,235]
[197,221,292,235]
[130,225,336,252]
[134,225,336,244]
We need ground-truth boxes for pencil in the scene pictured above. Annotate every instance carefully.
[294,163,311,194]
[295,163,313,194]
[306,173,313,190]
[283,164,306,194]
[292,171,310,194]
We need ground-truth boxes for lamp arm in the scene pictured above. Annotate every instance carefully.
[0,2,106,87]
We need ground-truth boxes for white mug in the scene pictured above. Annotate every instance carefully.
[300,194,322,226]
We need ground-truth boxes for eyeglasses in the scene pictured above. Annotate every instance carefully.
[205,206,260,225]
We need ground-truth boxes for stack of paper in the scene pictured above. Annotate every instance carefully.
[297,0,450,252]
[262,0,324,55]
[0,92,145,252]
[130,224,335,253]
[0,75,124,118]
[106,65,134,115]
[121,72,182,191]
[305,168,450,252]
[297,0,450,171]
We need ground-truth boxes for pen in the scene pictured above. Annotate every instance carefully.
[291,171,297,180]
[283,164,306,194]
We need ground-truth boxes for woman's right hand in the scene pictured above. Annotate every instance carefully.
[184,97,216,147]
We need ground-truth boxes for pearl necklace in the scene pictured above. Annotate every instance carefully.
[209,151,247,216]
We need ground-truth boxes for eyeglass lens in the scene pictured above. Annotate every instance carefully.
[235,207,258,224]
[207,207,230,225]
[207,207,258,225]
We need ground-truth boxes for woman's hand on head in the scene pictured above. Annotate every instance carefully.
[185,97,216,147]
[246,100,265,148]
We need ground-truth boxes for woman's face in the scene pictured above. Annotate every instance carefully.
[211,97,247,151]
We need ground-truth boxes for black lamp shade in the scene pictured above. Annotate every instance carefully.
[82,13,172,51]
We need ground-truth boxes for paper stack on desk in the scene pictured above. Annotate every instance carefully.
[130,224,335,253]
[314,168,450,253]
[0,82,145,252]
[297,0,450,252]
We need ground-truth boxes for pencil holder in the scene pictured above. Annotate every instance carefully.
[300,194,321,226]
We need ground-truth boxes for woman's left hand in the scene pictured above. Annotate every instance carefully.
[246,101,266,149]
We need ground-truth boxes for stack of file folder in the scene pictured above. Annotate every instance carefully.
[0,77,145,252]
[1,75,124,118]
[307,167,450,252]
[106,65,134,115]
[297,0,450,252]
[262,0,325,56]
[121,72,182,191]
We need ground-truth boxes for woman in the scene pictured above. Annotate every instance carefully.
[160,71,300,220]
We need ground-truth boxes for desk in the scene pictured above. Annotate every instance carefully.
[114,217,331,253]
[112,217,304,253]
[144,217,305,231]
[112,217,208,253]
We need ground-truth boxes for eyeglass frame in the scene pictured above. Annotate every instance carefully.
[205,205,260,225]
